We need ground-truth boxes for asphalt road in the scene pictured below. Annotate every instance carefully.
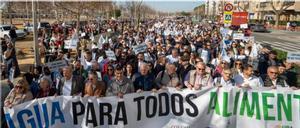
[252,30,300,52]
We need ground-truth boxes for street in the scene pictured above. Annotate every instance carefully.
[253,30,300,52]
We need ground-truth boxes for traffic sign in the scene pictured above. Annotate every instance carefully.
[224,11,233,25]
[224,3,233,12]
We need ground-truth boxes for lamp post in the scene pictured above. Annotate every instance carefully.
[32,0,40,66]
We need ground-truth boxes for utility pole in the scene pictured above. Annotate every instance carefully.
[32,0,40,66]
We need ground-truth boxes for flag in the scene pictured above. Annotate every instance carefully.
[221,48,230,63]
[90,33,95,42]
[98,35,106,49]
[80,50,88,70]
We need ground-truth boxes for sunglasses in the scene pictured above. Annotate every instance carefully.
[235,63,242,65]
[270,72,278,75]
[15,86,23,89]
[197,68,205,71]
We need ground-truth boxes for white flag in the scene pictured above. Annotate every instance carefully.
[98,35,106,49]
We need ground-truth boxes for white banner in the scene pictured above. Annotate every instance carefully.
[287,52,300,63]
[45,60,68,71]
[105,50,117,61]
[233,33,244,40]
[132,43,148,55]
[4,87,300,128]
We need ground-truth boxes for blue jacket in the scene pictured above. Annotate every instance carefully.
[133,73,158,91]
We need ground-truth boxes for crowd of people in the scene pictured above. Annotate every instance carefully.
[1,18,299,126]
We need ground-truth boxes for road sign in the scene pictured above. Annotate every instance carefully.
[224,3,233,12]
[224,11,233,25]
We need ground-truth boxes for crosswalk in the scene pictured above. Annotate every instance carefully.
[256,40,300,52]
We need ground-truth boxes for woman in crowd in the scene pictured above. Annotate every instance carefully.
[231,59,244,77]
[102,64,115,86]
[124,63,135,81]
[4,79,33,108]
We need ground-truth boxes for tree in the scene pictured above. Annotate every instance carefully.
[123,0,143,29]
[54,2,113,31]
[180,11,190,17]
[269,0,294,28]
[237,1,249,12]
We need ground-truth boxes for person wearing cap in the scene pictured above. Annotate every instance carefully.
[184,62,213,90]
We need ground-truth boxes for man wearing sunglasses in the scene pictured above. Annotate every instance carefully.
[184,62,213,90]
[261,66,289,89]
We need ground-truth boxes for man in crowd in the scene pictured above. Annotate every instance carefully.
[56,66,84,96]
[155,63,183,90]
[214,68,236,87]
[234,64,264,88]
[261,66,289,88]
[184,62,213,90]
[106,65,135,98]
[133,63,158,92]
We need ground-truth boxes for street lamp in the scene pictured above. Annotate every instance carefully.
[32,0,41,66]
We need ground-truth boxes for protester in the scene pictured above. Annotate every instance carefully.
[133,63,158,92]
[234,64,264,88]
[4,79,33,108]
[261,66,289,88]
[3,42,20,80]
[36,77,55,98]
[155,63,182,90]
[8,26,17,47]
[56,66,84,96]
[124,63,135,80]
[106,65,135,98]
[84,71,106,97]
[231,59,243,77]
[184,62,213,90]
[214,68,236,87]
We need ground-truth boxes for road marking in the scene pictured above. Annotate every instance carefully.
[256,41,300,52]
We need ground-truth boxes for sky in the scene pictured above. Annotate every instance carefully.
[116,0,205,13]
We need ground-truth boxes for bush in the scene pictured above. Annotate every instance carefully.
[273,49,287,60]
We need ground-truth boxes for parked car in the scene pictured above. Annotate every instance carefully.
[249,24,268,32]
[0,25,26,40]
[38,22,51,30]
[24,24,33,34]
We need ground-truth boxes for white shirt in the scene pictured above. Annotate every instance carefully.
[62,77,72,96]
[214,77,235,87]
[166,55,179,63]
[234,74,263,88]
